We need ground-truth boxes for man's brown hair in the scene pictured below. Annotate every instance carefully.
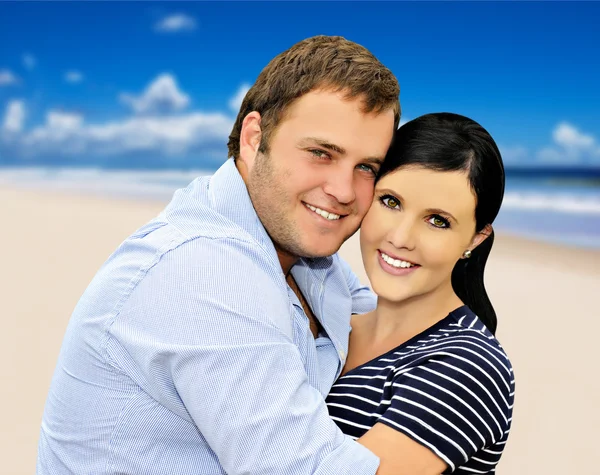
[227,35,400,159]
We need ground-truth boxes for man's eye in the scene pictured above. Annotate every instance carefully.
[309,149,329,159]
[357,164,377,175]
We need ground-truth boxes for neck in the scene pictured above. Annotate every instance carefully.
[371,282,463,344]
[278,249,299,276]
[234,157,248,182]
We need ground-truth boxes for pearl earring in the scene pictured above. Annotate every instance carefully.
[462,250,472,259]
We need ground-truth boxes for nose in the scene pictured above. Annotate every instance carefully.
[322,165,357,205]
[387,216,417,251]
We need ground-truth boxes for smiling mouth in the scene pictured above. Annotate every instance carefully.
[304,203,343,221]
[379,251,418,269]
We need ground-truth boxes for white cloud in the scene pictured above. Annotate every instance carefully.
[0,70,19,86]
[23,54,36,70]
[47,111,84,130]
[553,122,595,149]
[3,100,26,133]
[19,111,86,154]
[14,109,231,158]
[0,82,247,162]
[228,84,250,113]
[120,73,190,115]
[65,70,84,84]
[155,14,197,33]
[502,122,600,166]
[542,122,600,163]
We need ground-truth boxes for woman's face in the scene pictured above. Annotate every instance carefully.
[360,165,485,304]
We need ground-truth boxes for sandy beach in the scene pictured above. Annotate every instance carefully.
[2,186,599,474]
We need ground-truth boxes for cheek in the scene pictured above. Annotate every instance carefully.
[421,236,462,270]
[359,206,387,258]
[359,212,374,253]
[294,167,329,194]
[355,179,376,211]
[360,206,379,237]
[279,169,313,198]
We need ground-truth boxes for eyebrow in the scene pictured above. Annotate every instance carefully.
[376,188,460,224]
[300,137,346,154]
[299,137,385,166]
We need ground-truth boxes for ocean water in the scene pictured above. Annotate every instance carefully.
[496,179,600,248]
[1,167,598,249]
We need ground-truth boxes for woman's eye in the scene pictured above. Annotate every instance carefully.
[428,215,450,228]
[382,196,399,209]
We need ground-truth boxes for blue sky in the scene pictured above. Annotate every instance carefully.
[1,1,599,170]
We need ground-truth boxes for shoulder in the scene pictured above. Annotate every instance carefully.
[406,307,514,400]
[166,233,278,272]
[441,307,514,390]
[115,230,293,339]
[155,234,287,303]
[122,205,279,288]
[163,179,256,243]
[389,308,514,436]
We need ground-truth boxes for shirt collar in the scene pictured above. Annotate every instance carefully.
[291,257,350,360]
[208,159,278,257]
[206,159,350,354]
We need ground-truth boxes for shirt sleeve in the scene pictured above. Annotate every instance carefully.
[378,346,513,473]
[334,254,376,315]
[106,236,380,475]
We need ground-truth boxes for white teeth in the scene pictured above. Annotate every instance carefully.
[305,204,341,220]
[381,252,414,269]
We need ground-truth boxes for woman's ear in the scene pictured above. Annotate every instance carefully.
[468,224,493,252]
[238,111,262,171]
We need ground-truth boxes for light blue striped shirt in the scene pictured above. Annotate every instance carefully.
[38,159,379,474]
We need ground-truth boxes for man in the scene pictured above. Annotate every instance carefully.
[38,35,400,474]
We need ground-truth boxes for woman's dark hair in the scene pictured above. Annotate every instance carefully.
[377,113,505,334]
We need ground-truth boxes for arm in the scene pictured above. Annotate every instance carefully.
[108,237,379,475]
[356,348,513,475]
[360,424,446,475]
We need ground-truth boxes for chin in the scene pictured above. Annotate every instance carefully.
[371,283,413,303]
[305,247,340,259]
[301,242,343,259]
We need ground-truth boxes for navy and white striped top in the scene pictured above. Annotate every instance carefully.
[326,306,514,474]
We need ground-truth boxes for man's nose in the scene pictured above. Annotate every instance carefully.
[322,166,356,205]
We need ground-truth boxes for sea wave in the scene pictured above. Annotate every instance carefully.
[0,167,213,200]
[502,191,600,215]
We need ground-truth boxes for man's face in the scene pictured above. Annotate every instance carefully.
[244,89,395,265]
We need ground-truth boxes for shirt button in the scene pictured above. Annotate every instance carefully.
[338,349,346,360]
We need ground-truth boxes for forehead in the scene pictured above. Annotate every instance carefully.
[378,167,477,212]
[274,89,395,156]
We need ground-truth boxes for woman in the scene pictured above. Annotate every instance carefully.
[327,113,514,474]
